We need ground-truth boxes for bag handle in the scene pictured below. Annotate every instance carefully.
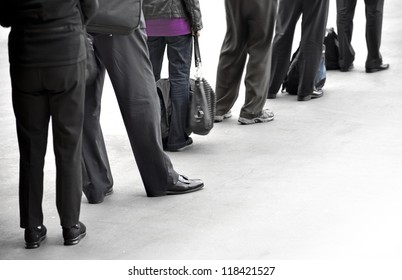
[193,35,203,78]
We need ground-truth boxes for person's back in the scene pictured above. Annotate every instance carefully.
[6,0,90,67]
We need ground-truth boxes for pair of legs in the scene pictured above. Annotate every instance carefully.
[11,62,85,231]
[269,0,329,99]
[215,0,277,120]
[336,0,385,69]
[82,26,181,203]
[147,35,193,150]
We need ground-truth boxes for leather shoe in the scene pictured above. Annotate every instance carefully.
[340,64,354,72]
[25,225,47,249]
[63,221,86,246]
[297,89,323,101]
[267,93,277,99]
[85,186,113,204]
[366,63,389,73]
[164,137,193,152]
[166,175,204,195]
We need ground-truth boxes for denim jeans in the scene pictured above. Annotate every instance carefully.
[147,34,192,150]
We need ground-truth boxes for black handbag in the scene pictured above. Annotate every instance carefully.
[87,0,141,35]
[188,35,216,136]
[324,27,340,70]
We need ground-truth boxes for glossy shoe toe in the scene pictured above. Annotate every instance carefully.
[25,225,47,249]
[63,221,86,246]
[366,63,389,73]
[166,175,204,195]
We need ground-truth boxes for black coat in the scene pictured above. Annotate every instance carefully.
[143,0,203,32]
[0,0,98,67]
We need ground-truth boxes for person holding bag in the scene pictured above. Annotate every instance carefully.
[82,0,204,203]
[142,0,203,151]
[0,0,98,248]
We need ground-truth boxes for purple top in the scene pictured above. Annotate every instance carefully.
[145,18,192,37]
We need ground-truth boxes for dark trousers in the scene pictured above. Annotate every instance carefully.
[215,0,277,119]
[82,27,179,202]
[147,35,192,150]
[269,0,329,97]
[336,0,384,69]
[11,62,85,229]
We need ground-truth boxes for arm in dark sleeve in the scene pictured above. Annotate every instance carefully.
[80,0,99,24]
[182,0,203,32]
[0,1,15,27]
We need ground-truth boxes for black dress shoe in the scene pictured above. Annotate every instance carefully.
[297,89,323,101]
[63,221,86,246]
[164,137,193,152]
[267,93,277,99]
[85,186,114,204]
[25,225,47,249]
[166,175,204,195]
[340,63,354,72]
[366,63,389,73]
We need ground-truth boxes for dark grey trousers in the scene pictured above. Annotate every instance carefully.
[269,0,329,97]
[336,0,384,69]
[82,27,179,202]
[12,62,85,229]
[215,0,277,119]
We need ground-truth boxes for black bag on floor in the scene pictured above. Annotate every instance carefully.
[324,27,340,70]
[156,79,192,140]
[282,45,326,95]
[188,35,216,135]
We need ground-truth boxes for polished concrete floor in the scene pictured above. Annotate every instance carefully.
[1,1,402,261]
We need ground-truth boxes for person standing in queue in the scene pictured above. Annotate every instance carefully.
[0,0,98,248]
[81,0,204,204]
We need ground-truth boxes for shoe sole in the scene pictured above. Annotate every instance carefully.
[238,116,274,125]
[25,235,46,249]
[365,68,386,73]
[64,232,86,246]
[165,184,204,195]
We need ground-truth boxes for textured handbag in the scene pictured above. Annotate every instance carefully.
[188,35,216,136]
[87,0,141,35]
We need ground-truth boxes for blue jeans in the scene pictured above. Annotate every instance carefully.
[147,35,193,150]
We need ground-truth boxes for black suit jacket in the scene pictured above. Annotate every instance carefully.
[0,0,98,67]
